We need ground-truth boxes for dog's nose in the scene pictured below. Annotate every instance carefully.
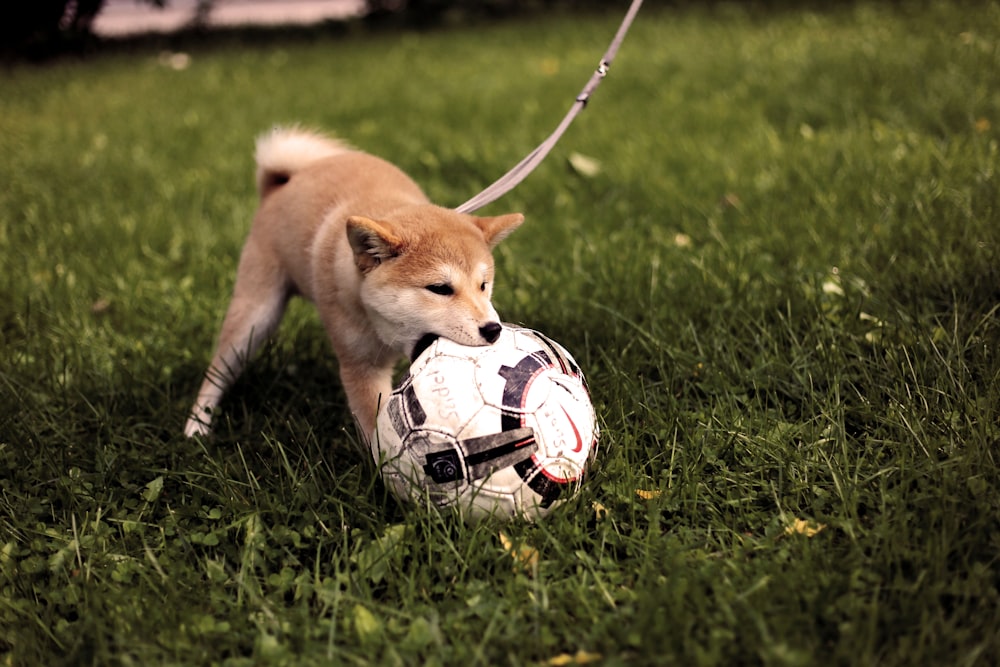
[479,322,502,344]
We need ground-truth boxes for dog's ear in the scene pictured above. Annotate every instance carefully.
[347,216,406,272]
[474,213,524,249]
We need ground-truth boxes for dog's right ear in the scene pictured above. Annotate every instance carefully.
[474,212,524,249]
[347,216,406,272]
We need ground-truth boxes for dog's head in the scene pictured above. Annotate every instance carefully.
[347,205,523,357]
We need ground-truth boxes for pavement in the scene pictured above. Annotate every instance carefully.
[92,0,366,37]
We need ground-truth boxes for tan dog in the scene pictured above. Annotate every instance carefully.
[184,127,523,440]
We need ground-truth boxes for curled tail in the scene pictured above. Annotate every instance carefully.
[254,126,350,198]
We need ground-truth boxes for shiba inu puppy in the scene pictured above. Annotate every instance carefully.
[184,127,523,441]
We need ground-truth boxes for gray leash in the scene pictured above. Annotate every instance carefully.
[456,0,644,214]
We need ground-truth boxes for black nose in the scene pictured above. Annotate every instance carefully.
[479,322,502,344]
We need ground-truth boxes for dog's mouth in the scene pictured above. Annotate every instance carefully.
[410,333,440,362]
[409,322,504,361]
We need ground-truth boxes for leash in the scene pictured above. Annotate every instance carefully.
[456,0,644,214]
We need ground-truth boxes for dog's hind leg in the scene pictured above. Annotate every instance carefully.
[184,239,290,437]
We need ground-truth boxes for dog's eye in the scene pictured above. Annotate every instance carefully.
[480,282,487,292]
[425,283,454,296]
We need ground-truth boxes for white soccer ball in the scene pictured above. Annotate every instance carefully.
[373,325,598,521]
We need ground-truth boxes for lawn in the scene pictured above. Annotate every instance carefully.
[2,1,1000,665]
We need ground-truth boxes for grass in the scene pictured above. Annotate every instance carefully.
[2,1,1000,664]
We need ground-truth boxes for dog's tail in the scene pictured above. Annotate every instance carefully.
[254,126,351,198]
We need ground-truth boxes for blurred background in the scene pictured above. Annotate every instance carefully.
[3,0,634,58]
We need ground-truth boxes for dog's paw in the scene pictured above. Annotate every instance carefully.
[183,412,213,438]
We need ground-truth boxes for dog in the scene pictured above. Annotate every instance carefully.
[184,127,523,441]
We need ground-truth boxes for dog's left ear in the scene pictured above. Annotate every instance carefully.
[347,216,406,272]
[474,213,524,249]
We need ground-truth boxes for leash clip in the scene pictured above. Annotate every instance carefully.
[576,61,611,105]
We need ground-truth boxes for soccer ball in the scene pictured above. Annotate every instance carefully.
[372,325,598,521]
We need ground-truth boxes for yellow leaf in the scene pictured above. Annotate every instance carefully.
[547,650,604,665]
[573,651,603,664]
[352,604,381,643]
[539,57,560,76]
[784,518,826,537]
[498,531,513,551]
[635,489,661,500]
[499,532,539,573]
[592,501,608,521]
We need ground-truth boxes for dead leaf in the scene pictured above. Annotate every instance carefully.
[719,192,741,209]
[568,152,602,178]
[592,501,608,521]
[635,489,661,500]
[822,278,844,296]
[158,51,191,70]
[673,232,692,248]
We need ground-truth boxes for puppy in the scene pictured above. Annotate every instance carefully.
[184,127,523,440]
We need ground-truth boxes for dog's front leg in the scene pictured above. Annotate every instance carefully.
[338,361,395,443]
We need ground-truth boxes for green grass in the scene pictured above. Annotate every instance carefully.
[2,1,1000,664]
